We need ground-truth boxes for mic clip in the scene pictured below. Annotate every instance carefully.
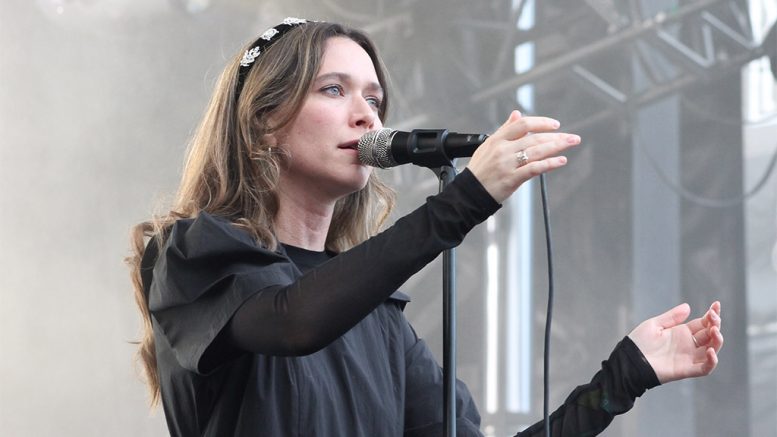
[393,129,455,168]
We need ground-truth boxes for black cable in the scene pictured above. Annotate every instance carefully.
[635,98,777,208]
[539,173,554,437]
[636,135,777,208]
[679,96,777,128]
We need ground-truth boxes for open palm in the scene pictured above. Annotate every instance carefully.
[628,301,723,384]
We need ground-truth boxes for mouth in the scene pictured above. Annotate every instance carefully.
[338,140,359,151]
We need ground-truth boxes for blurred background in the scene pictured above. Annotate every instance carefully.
[1,0,775,435]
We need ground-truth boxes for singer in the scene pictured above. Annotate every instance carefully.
[127,18,723,436]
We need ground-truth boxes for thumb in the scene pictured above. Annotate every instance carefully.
[504,110,521,125]
[654,303,691,329]
[491,110,523,142]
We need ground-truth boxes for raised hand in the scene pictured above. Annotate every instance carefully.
[466,110,580,203]
[628,301,723,384]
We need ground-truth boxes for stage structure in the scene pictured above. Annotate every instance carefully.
[311,0,762,435]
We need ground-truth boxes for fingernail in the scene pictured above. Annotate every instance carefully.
[567,135,580,144]
[558,156,567,165]
[552,119,560,128]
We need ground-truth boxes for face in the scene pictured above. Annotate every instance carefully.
[276,36,383,203]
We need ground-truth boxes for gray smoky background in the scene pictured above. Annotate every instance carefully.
[1,1,776,436]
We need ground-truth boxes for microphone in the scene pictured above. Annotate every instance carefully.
[358,128,489,169]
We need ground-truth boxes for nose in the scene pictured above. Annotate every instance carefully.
[351,96,379,130]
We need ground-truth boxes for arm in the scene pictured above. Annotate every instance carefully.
[515,302,724,437]
[151,110,577,371]
[515,337,658,437]
[230,112,579,356]
[228,169,499,356]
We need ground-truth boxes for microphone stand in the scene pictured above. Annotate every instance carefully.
[432,162,458,437]
[367,128,464,436]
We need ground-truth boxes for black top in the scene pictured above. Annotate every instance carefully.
[142,168,659,437]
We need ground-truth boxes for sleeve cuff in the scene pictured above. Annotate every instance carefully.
[620,336,661,391]
[453,167,502,215]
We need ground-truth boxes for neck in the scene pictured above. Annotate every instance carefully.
[274,184,336,252]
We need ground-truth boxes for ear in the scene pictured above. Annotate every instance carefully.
[249,132,281,161]
[261,133,278,148]
[258,132,285,157]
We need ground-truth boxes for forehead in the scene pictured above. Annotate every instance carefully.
[318,37,379,79]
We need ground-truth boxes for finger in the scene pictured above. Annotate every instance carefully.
[700,348,719,376]
[501,110,521,126]
[655,303,691,329]
[711,301,721,316]
[692,326,724,356]
[703,306,721,329]
[492,111,522,138]
[510,132,579,150]
[711,301,721,328]
[515,156,568,179]
[492,116,560,142]
[688,312,718,333]
[518,137,580,166]
[696,302,721,329]
[709,325,724,353]
[691,321,725,348]
[686,302,718,331]
[691,328,714,348]
[686,316,706,333]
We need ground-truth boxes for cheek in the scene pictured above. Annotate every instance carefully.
[295,108,337,137]
[284,112,323,142]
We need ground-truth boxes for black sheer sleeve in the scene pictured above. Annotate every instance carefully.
[397,324,659,436]
[227,168,500,356]
[147,168,500,373]
[145,212,297,374]
[515,336,660,437]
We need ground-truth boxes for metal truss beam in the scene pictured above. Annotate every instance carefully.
[468,0,757,106]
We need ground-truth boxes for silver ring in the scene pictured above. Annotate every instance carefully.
[692,335,699,347]
[516,150,529,167]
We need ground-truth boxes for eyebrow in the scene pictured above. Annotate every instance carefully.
[314,72,384,95]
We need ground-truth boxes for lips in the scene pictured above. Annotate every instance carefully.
[338,140,359,150]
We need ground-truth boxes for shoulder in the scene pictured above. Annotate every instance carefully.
[142,212,283,272]
[147,212,294,309]
[153,212,286,265]
[167,212,263,255]
[145,212,290,290]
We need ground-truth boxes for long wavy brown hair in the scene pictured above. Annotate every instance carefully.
[127,21,395,407]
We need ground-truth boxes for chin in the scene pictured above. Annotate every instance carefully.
[352,167,372,187]
[340,173,372,197]
[349,178,371,195]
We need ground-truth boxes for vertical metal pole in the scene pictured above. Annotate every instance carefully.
[437,165,458,437]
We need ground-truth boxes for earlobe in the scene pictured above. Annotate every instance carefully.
[261,133,278,148]
[249,132,283,162]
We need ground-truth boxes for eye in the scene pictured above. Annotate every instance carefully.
[365,95,382,109]
[321,84,344,97]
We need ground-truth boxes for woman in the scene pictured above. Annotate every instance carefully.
[128,18,723,436]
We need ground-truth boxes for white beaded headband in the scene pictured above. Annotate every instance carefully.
[236,17,311,95]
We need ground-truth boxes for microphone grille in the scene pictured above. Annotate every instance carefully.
[358,128,398,168]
